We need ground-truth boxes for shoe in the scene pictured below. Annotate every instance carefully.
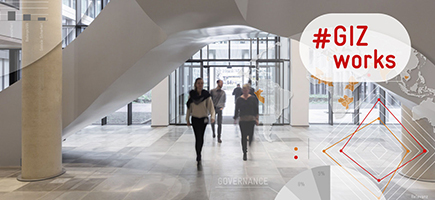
[218,139,222,143]
[243,153,247,161]
[213,133,216,138]
[197,162,203,171]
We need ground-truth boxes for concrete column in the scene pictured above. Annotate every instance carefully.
[151,77,169,127]
[290,39,309,126]
[400,105,435,181]
[19,0,64,181]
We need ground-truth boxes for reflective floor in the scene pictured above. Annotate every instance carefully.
[0,124,435,200]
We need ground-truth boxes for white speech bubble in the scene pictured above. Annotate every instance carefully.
[299,13,411,82]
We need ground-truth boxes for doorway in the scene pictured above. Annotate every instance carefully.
[169,61,290,125]
[204,64,253,123]
[168,37,291,125]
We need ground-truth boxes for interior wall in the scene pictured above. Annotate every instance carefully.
[151,77,169,127]
[290,39,309,126]
[0,82,21,166]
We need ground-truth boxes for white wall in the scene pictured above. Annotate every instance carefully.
[151,77,169,127]
[290,39,309,126]
[0,81,21,166]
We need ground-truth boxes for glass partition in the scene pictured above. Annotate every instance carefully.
[169,36,291,125]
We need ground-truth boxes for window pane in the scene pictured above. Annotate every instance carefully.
[230,40,250,59]
[267,38,277,59]
[96,0,102,16]
[280,37,290,60]
[258,39,267,59]
[0,59,3,91]
[252,40,258,59]
[88,0,95,18]
[201,45,208,60]
[169,71,176,123]
[309,81,329,123]
[192,50,200,59]
[208,41,228,59]
[81,0,87,14]
[332,83,355,124]
[63,0,69,7]
[359,82,379,124]
[4,59,9,88]
[132,91,152,124]
[107,105,127,124]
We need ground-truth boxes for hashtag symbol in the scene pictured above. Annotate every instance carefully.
[313,28,331,49]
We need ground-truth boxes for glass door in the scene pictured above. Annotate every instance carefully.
[204,64,252,119]
[169,62,201,124]
[256,61,290,124]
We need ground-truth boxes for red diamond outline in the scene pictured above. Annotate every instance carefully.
[341,98,427,182]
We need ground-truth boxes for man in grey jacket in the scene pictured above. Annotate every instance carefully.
[210,80,226,143]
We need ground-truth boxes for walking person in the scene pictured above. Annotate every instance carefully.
[232,84,243,102]
[186,78,215,164]
[247,79,258,102]
[232,84,243,119]
[234,84,259,161]
[210,80,226,143]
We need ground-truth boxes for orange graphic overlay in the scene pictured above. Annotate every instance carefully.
[311,75,334,86]
[338,95,354,109]
[345,82,359,91]
[255,89,265,104]
[322,117,410,199]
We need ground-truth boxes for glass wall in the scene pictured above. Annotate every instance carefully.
[359,82,379,124]
[0,50,21,92]
[92,90,152,125]
[333,83,355,124]
[62,0,108,48]
[106,105,128,125]
[0,50,9,91]
[309,80,329,123]
[169,36,291,125]
[168,63,199,124]
[132,91,152,124]
[230,40,250,59]
[62,0,75,8]
[62,16,76,48]
[308,80,401,125]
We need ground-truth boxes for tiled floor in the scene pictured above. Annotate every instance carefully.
[0,124,434,200]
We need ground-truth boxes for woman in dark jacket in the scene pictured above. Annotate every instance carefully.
[186,78,215,164]
[234,84,259,161]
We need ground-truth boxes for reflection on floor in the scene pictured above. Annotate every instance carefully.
[0,125,434,199]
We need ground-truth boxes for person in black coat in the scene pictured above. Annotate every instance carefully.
[234,84,259,161]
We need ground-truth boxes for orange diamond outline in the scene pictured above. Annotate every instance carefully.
[322,118,409,199]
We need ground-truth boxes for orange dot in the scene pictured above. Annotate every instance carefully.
[294,147,298,151]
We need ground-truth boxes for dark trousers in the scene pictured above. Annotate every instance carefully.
[239,121,255,154]
[211,108,223,139]
[192,117,208,160]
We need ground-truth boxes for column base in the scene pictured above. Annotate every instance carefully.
[17,168,66,182]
